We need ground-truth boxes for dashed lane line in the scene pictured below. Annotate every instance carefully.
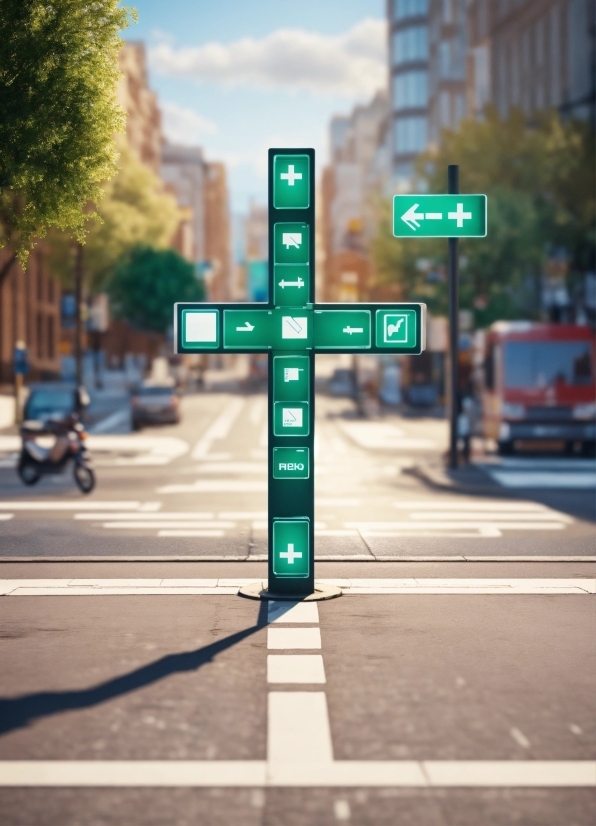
[267,655,326,684]
[1,578,594,596]
[191,398,245,460]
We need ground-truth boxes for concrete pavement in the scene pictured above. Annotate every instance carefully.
[0,388,594,824]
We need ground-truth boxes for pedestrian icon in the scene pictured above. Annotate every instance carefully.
[282,232,302,249]
[282,316,308,339]
[282,407,303,428]
[384,314,408,343]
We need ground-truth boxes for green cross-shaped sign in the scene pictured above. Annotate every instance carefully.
[175,148,427,596]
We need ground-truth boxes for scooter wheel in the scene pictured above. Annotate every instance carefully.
[74,464,95,494]
[18,461,41,486]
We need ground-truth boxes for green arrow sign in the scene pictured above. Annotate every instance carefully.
[393,194,487,238]
[174,148,428,598]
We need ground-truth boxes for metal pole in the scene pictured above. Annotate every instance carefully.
[448,165,459,470]
[74,242,84,399]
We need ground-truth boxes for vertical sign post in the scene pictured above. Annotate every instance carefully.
[447,164,459,470]
[393,178,487,472]
[175,148,427,599]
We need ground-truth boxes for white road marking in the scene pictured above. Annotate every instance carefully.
[157,481,268,493]
[0,501,144,511]
[100,521,235,530]
[253,521,327,531]
[191,398,245,459]
[488,471,596,489]
[88,409,130,434]
[157,531,225,538]
[316,498,361,507]
[363,529,502,538]
[219,511,268,520]
[74,512,216,521]
[339,422,436,450]
[351,521,566,531]
[0,760,592,787]
[570,724,583,736]
[393,500,564,511]
[259,423,268,448]
[268,692,333,765]
[2,555,593,563]
[334,800,351,821]
[510,728,530,748]
[250,399,265,427]
[0,514,13,521]
[192,462,266,475]
[267,655,326,684]
[87,435,188,466]
[2,579,593,596]
[267,628,322,649]
[414,512,573,523]
[268,601,319,623]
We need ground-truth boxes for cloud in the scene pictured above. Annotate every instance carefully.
[149,18,387,99]
[160,101,218,146]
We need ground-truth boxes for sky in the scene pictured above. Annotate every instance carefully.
[125,0,387,213]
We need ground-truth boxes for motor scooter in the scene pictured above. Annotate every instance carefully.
[18,415,95,493]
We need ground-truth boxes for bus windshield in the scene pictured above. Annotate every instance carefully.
[504,341,593,388]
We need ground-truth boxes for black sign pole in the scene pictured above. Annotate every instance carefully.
[448,164,459,470]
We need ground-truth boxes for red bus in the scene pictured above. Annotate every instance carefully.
[476,322,595,455]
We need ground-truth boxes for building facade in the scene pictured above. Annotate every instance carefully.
[0,246,61,384]
[117,43,163,175]
[204,163,232,302]
[161,144,206,263]
[467,0,595,122]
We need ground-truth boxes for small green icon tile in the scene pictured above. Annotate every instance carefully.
[274,223,310,265]
[223,310,273,349]
[273,401,309,436]
[273,155,310,210]
[181,309,219,349]
[375,309,417,349]
[271,308,313,350]
[273,448,310,479]
[274,264,309,306]
[313,310,371,349]
[273,356,309,402]
[273,519,310,577]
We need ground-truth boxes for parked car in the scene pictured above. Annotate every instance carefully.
[23,384,90,422]
[131,382,181,430]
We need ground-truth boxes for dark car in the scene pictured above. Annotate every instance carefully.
[328,368,356,397]
[131,383,180,430]
[23,384,90,423]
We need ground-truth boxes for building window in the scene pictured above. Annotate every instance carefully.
[36,312,44,359]
[393,70,428,109]
[36,270,43,302]
[393,0,428,21]
[394,116,428,154]
[439,39,465,80]
[392,26,427,65]
[47,316,55,360]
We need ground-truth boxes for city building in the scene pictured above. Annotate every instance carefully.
[0,245,62,384]
[467,0,595,123]
[117,43,163,174]
[428,0,468,146]
[321,93,391,301]
[161,144,206,263]
[204,162,232,302]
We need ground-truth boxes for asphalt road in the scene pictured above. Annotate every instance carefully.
[0,389,594,824]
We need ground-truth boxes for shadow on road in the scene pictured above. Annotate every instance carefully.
[0,600,268,736]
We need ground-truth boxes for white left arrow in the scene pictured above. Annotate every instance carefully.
[401,203,424,230]
[236,322,255,332]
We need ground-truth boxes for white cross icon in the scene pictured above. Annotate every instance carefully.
[280,543,302,564]
[448,202,472,228]
[280,165,302,186]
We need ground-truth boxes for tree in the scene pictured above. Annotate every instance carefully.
[372,108,595,324]
[108,247,205,334]
[0,0,135,282]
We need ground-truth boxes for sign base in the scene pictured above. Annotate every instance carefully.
[238,582,342,601]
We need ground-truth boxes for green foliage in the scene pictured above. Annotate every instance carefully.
[109,246,205,334]
[48,141,181,293]
[0,0,136,264]
[372,107,595,324]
